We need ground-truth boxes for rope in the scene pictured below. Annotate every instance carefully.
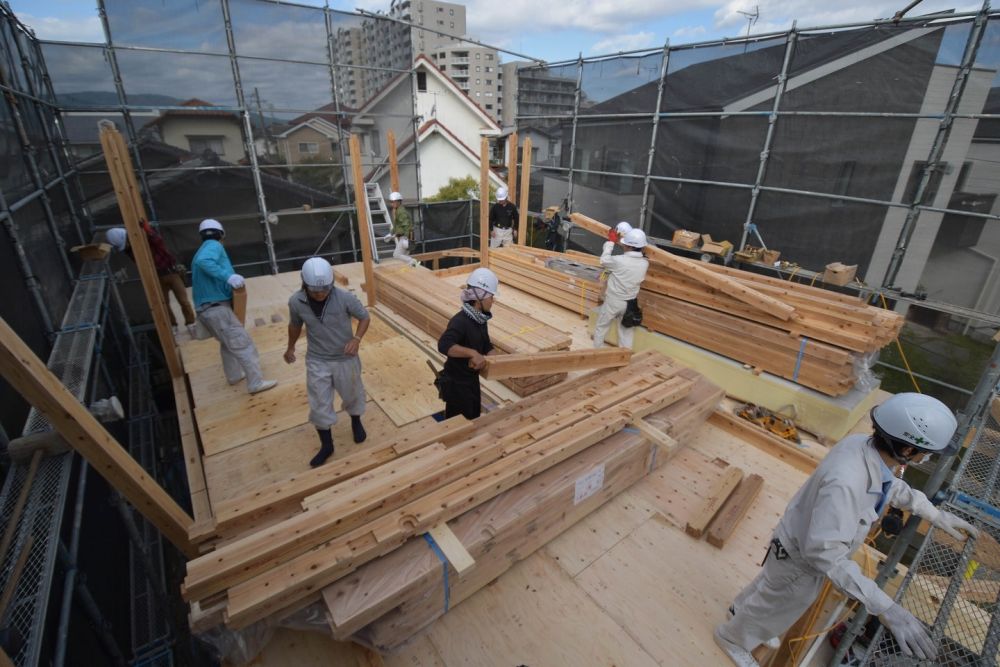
[793,337,808,382]
[878,293,921,393]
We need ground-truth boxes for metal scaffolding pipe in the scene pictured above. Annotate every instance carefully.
[565,55,584,212]
[638,40,670,232]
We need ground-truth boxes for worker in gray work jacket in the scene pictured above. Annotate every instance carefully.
[593,226,649,350]
[284,257,370,467]
[715,393,978,666]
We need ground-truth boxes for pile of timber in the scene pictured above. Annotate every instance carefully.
[490,246,603,318]
[182,351,722,641]
[374,262,573,396]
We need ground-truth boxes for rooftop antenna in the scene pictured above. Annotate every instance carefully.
[737,6,759,52]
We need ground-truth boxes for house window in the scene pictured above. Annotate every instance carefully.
[449,8,454,14]
[475,91,480,97]
[485,104,493,109]
[549,139,558,154]
[486,79,492,85]
[370,132,381,156]
[437,6,443,11]
[486,54,494,61]
[188,135,225,155]
[417,71,427,92]
[475,53,481,59]
[956,161,973,191]
[485,66,493,72]
[437,19,444,25]
[476,66,481,72]
[476,79,480,85]
[450,21,454,28]
[485,91,493,97]
[298,142,319,155]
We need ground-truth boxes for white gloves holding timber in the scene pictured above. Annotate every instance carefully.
[931,511,978,541]
[227,274,245,289]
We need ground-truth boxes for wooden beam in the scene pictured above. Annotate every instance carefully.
[631,418,679,459]
[349,134,376,307]
[507,132,518,206]
[427,522,475,575]
[480,137,491,268]
[518,137,532,246]
[708,410,821,474]
[706,473,764,548]
[387,129,399,195]
[231,285,247,326]
[98,124,183,377]
[481,348,631,380]
[686,466,743,539]
[568,212,796,322]
[0,317,196,557]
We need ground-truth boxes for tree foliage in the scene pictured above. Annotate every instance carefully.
[425,176,496,203]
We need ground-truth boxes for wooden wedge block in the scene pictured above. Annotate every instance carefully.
[686,466,744,539]
[426,523,475,575]
[706,473,764,548]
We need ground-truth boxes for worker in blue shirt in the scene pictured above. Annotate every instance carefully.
[192,218,276,395]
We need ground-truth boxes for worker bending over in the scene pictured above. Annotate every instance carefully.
[107,223,195,330]
[382,191,413,260]
[488,186,518,248]
[715,393,978,666]
[284,257,370,467]
[593,226,649,349]
[436,268,498,420]
[191,219,276,395]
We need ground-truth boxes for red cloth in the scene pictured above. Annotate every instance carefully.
[128,222,178,275]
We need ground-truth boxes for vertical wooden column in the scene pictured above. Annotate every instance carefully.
[349,134,376,307]
[387,129,400,195]
[507,132,518,205]
[0,317,196,557]
[98,124,183,378]
[479,137,491,268]
[518,137,532,246]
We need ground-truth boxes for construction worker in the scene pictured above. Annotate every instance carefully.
[284,257,370,467]
[715,393,979,666]
[382,191,413,260]
[436,267,498,420]
[488,186,518,248]
[593,227,649,350]
[106,223,195,330]
[191,218,277,395]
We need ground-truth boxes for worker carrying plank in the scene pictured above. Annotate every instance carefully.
[488,186,518,248]
[284,257,370,467]
[715,393,979,666]
[436,267,498,420]
[191,218,277,396]
[106,222,196,331]
[593,225,649,350]
[382,191,413,260]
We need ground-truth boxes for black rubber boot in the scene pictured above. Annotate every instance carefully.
[350,415,367,444]
[310,428,334,467]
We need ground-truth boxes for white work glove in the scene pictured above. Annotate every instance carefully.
[932,511,979,541]
[881,603,935,660]
[227,274,245,289]
[382,233,393,242]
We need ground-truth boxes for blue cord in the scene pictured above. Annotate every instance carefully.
[423,533,450,613]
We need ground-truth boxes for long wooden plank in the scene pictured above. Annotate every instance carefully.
[0,317,196,557]
[706,473,764,548]
[685,466,744,539]
[708,410,822,474]
[350,134,376,307]
[427,522,475,575]
[387,129,399,194]
[517,136,531,244]
[481,348,631,380]
[480,137,490,268]
[231,285,247,325]
[569,212,796,321]
[507,132,518,207]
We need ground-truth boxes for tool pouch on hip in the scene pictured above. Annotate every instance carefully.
[621,298,643,328]
[433,374,450,401]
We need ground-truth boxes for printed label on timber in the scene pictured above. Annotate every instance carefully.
[574,465,605,505]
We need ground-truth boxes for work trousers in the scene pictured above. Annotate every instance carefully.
[443,377,481,420]
[305,355,366,429]
[717,546,825,651]
[593,295,635,349]
[489,227,513,248]
[392,235,411,259]
[197,304,265,390]
[159,272,195,326]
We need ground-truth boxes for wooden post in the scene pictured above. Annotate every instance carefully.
[479,137,491,269]
[0,317,196,557]
[507,132,518,205]
[349,134,376,307]
[98,124,183,378]
[387,129,400,196]
[232,285,247,325]
[518,137,532,246]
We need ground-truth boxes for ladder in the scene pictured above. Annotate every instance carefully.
[363,182,395,262]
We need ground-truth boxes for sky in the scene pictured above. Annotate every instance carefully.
[8,0,986,64]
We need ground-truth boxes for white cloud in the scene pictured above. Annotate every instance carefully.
[672,25,707,40]
[591,31,657,54]
[464,0,717,36]
[17,13,104,43]
[713,0,983,34]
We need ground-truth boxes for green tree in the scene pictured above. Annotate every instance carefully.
[425,176,496,203]
[289,155,344,194]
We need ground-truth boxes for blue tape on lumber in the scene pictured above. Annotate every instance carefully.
[793,337,808,382]
[423,533,450,613]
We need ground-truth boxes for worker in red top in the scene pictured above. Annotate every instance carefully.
[106,222,196,329]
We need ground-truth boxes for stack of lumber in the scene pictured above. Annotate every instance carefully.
[323,366,723,652]
[490,246,603,318]
[182,351,719,637]
[374,262,573,396]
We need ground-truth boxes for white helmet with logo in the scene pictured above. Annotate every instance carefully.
[106,227,127,252]
[301,257,334,290]
[615,221,633,236]
[199,218,225,240]
[389,191,403,202]
[871,392,958,455]
[622,229,647,249]
[467,267,498,296]
[496,186,508,201]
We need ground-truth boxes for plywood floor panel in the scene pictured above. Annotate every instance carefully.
[359,337,441,427]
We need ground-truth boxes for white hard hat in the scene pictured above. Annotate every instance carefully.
[467,267,499,296]
[496,187,508,201]
[622,229,647,249]
[615,221,633,235]
[106,227,127,252]
[301,257,334,289]
[199,218,224,233]
[389,191,403,202]
[871,393,958,455]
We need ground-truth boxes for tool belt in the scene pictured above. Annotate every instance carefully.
[761,537,790,566]
[621,298,643,328]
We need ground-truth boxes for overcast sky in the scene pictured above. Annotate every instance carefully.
[9,0,986,63]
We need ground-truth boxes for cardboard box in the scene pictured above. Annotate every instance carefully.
[700,234,733,256]
[823,262,858,286]
[761,249,781,264]
[672,229,700,249]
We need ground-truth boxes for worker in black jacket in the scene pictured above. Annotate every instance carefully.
[488,186,518,247]
[436,268,499,419]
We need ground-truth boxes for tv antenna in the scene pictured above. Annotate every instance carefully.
[737,5,759,50]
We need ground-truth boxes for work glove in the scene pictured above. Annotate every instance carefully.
[932,511,979,541]
[382,233,393,243]
[607,229,619,243]
[881,603,935,660]
[227,274,245,289]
